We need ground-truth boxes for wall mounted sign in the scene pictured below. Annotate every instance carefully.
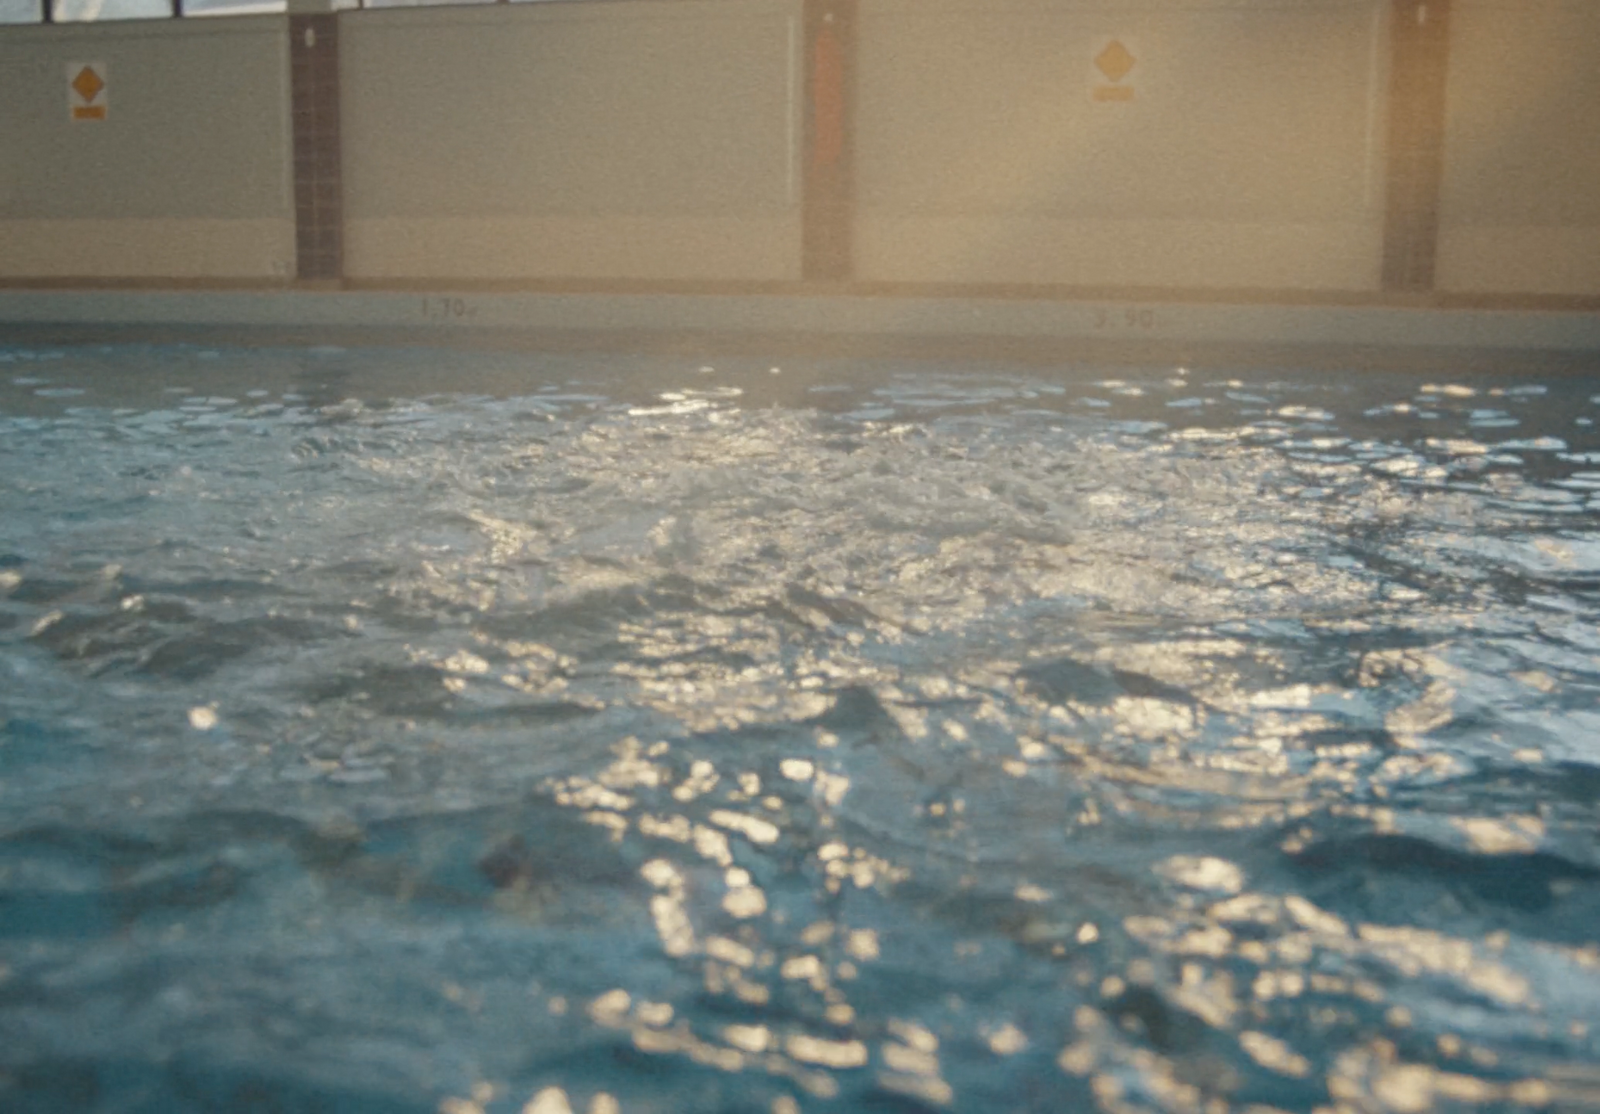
[69,63,108,121]
[1089,37,1137,102]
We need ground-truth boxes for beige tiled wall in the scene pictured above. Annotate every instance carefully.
[1436,0,1600,296]
[851,0,1391,291]
[2,0,1597,299]
[339,0,804,283]
[0,17,294,280]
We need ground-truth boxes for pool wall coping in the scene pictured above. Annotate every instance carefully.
[2,289,1599,364]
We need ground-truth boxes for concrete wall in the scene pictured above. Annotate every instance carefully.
[0,17,294,280]
[851,0,1390,291]
[339,0,803,283]
[1436,0,1600,297]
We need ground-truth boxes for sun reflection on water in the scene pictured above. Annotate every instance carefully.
[3,351,1600,1110]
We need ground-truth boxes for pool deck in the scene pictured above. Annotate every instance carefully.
[2,287,1598,370]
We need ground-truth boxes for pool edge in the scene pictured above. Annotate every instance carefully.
[2,288,1598,370]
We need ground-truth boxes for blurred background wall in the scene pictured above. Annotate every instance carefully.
[0,0,1595,299]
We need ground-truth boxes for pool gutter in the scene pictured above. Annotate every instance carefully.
[2,288,1598,370]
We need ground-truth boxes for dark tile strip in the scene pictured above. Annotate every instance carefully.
[289,14,344,283]
[1382,0,1452,292]
[802,0,855,282]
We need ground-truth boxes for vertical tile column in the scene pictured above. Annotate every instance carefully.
[1382,0,1452,293]
[802,0,855,282]
[289,12,343,282]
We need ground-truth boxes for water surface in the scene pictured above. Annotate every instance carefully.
[3,343,1600,1113]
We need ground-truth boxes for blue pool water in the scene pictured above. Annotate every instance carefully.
[2,342,1600,1113]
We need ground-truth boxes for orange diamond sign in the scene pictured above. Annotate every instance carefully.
[1089,36,1138,104]
[1094,40,1135,84]
[72,65,104,103]
[68,62,108,121]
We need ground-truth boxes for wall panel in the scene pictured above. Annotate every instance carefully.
[1436,0,1600,296]
[340,0,803,283]
[0,18,294,281]
[852,0,1389,290]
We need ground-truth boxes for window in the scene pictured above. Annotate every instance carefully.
[0,0,43,22]
[51,0,172,19]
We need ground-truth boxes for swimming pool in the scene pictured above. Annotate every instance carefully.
[3,341,1599,1113]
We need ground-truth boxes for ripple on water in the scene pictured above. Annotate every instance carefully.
[2,347,1600,1112]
